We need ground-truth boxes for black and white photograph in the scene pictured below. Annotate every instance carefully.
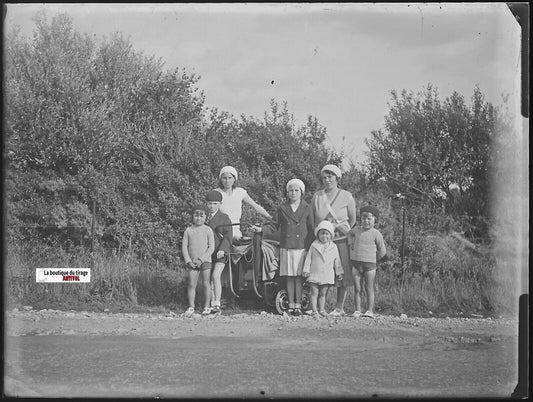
[3,3,528,398]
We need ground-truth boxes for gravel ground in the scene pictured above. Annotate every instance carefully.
[5,306,518,340]
[4,307,520,398]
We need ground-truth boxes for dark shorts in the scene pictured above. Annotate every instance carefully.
[188,262,212,272]
[351,260,377,275]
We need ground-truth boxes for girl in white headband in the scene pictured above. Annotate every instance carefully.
[215,166,273,240]
[256,178,314,316]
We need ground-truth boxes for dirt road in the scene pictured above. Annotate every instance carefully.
[4,308,518,398]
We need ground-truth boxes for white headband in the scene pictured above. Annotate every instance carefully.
[286,178,305,194]
[321,164,342,179]
[219,166,238,180]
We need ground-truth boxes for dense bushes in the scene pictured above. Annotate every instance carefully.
[4,13,520,316]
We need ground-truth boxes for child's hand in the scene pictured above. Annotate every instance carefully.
[336,274,343,281]
[302,272,310,278]
[216,250,225,259]
[187,261,196,269]
[193,258,203,267]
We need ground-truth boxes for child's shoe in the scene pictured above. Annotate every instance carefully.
[202,307,211,315]
[292,308,302,316]
[211,305,221,315]
[362,310,374,318]
[329,308,345,317]
[319,310,328,317]
[352,310,361,318]
[184,307,195,316]
[286,308,294,316]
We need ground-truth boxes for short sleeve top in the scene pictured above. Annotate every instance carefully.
[215,187,248,225]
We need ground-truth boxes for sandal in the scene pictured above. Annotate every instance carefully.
[352,310,361,318]
[202,307,211,315]
[362,310,374,318]
[292,308,302,316]
[319,310,328,317]
[184,307,195,316]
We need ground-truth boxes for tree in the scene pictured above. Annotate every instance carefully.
[5,13,340,264]
[5,12,206,262]
[364,85,504,238]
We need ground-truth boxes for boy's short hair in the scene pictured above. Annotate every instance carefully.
[192,204,209,215]
[360,205,379,219]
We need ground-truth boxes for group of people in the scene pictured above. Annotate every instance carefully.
[181,164,387,318]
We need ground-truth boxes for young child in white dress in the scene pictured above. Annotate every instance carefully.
[302,220,343,317]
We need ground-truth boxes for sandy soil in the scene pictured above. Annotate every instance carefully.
[4,308,519,398]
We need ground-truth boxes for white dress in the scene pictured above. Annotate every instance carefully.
[302,240,343,285]
[216,187,248,239]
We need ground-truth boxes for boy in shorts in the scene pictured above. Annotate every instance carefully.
[205,190,233,314]
[181,204,215,316]
[348,205,387,318]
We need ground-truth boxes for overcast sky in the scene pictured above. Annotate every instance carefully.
[4,3,521,166]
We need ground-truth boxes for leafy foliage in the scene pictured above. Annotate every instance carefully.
[5,13,340,265]
[363,85,505,238]
[5,13,516,316]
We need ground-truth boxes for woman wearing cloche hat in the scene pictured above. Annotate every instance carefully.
[311,164,357,316]
[214,166,273,240]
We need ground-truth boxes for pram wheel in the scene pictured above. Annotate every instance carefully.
[301,289,310,312]
[275,286,311,315]
[275,289,290,315]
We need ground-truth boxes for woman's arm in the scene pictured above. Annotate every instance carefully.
[347,193,356,228]
[334,193,357,235]
[243,193,273,220]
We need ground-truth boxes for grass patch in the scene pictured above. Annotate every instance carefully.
[6,235,519,317]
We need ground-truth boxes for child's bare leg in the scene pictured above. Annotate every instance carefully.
[318,285,329,312]
[286,276,295,308]
[294,276,303,308]
[309,283,319,312]
[352,267,362,312]
[187,269,200,308]
[211,262,225,304]
[201,268,211,309]
[364,269,376,313]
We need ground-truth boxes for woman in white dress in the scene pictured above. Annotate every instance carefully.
[215,166,273,240]
[311,164,356,316]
